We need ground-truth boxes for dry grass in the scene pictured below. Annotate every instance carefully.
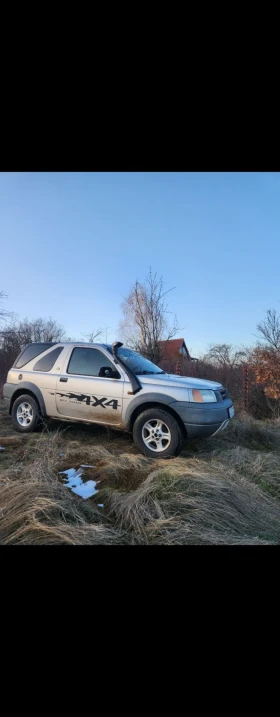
[1,399,280,545]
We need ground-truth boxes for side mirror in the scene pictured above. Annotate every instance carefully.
[98,366,120,379]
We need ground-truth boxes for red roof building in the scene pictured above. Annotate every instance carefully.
[157,338,191,361]
[157,339,197,374]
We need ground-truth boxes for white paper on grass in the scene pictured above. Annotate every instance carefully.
[59,468,84,488]
[59,466,100,499]
[60,468,83,479]
[72,481,99,498]
[0,447,5,451]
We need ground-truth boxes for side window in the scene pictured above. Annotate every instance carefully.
[67,348,119,377]
[33,347,64,372]
[15,343,54,368]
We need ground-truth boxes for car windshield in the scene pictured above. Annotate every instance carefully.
[107,346,165,375]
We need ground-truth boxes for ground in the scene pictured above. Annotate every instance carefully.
[1,398,280,544]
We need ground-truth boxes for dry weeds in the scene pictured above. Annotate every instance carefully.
[1,399,280,545]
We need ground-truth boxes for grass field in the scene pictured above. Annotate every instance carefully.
[1,398,280,544]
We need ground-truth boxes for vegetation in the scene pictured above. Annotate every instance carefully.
[1,280,280,420]
[1,279,280,544]
[248,309,280,416]
[1,399,280,545]
[119,269,181,363]
[0,315,66,392]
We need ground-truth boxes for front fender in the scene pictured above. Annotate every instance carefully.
[124,392,176,429]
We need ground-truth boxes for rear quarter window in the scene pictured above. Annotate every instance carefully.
[33,347,64,372]
[15,343,55,368]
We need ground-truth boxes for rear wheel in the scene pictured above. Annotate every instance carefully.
[132,408,184,458]
[11,395,40,433]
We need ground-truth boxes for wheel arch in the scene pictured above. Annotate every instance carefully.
[9,383,46,417]
[128,401,187,437]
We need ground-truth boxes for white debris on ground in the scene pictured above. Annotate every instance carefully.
[72,481,99,499]
[59,468,84,488]
[98,504,104,508]
[59,466,100,500]
[0,446,5,451]
[80,464,95,468]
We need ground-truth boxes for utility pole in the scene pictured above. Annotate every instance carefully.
[105,327,111,343]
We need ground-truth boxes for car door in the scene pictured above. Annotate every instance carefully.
[55,346,124,425]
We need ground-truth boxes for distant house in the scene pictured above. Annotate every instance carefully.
[157,338,197,363]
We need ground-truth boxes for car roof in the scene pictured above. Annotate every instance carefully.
[30,342,110,348]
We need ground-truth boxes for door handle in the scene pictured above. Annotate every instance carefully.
[59,377,68,382]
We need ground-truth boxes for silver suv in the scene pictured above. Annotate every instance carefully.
[3,341,234,458]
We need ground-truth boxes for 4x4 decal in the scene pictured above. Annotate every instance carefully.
[52,392,120,410]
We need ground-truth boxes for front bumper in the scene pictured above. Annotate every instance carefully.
[170,399,234,439]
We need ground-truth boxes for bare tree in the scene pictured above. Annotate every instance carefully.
[81,327,106,344]
[0,291,13,327]
[0,317,66,364]
[204,343,247,368]
[256,309,280,350]
[17,317,65,343]
[248,308,280,417]
[0,316,67,391]
[0,291,6,319]
[119,269,182,362]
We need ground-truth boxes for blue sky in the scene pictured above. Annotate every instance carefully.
[0,172,279,356]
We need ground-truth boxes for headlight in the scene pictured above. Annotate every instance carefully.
[190,389,217,403]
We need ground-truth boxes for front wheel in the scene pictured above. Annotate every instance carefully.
[132,408,184,458]
[11,394,40,433]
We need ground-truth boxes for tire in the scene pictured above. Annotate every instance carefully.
[11,394,40,433]
[132,408,184,459]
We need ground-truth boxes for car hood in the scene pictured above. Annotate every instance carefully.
[139,373,223,390]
